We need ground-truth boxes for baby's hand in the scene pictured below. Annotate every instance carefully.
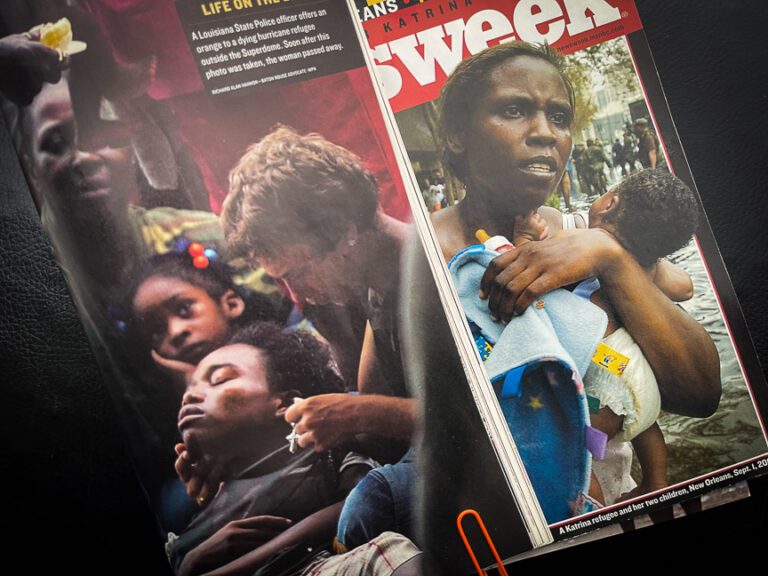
[513,212,550,246]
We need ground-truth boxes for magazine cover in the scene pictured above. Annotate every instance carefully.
[355,0,768,550]
[0,1,449,574]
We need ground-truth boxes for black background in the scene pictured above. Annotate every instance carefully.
[1,1,766,572]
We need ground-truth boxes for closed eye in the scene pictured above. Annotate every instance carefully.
[210,366,237,386]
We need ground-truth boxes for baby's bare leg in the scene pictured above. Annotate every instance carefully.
[622,423,668,501]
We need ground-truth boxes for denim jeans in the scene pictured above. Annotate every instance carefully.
[336,448,415,550]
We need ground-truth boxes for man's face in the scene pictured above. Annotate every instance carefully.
[455,55,573,214]
[23,80,133,216]
[257,240,357,307]
[179,344,282,459]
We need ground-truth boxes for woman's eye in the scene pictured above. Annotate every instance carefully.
[502,106,523,119]
[40,130,69,155]
[549,112,570,126]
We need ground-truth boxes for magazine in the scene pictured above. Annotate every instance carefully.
[0,1,428,574]
[354,0,768,561]
[1,0,767,574]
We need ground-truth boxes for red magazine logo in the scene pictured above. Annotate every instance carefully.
[361,0,642,112]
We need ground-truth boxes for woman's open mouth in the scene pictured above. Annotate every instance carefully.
[519,156,558,177]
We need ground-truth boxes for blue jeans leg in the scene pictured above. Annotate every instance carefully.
[336,451,415,550]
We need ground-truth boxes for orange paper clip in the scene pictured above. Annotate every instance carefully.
[456,509,509,576]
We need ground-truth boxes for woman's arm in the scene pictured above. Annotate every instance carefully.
[479,228,720,417]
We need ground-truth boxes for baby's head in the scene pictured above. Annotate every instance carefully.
[588,170,699,266]
[128,252,247,365]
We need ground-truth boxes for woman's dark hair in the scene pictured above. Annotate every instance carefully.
[229,322,344,397]
[439,41,575,182]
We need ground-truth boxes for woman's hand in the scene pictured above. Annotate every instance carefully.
[479,227,720,417]
[285,394,360,453]
[0,30,61,105]
[480,228,621,321]
[174,443,224,508]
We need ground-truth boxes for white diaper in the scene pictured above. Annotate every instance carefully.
[584,327,661,442]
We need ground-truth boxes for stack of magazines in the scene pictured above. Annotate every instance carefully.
[1,1,765,574]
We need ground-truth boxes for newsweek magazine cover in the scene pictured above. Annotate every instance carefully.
[0,1,440,574]
[354,0,768,560]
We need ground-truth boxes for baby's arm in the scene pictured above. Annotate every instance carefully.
[650,259,694,302]
[511,212,550,247]
[621,423,668,501]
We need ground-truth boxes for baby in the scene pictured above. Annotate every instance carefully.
[513,170,699,502]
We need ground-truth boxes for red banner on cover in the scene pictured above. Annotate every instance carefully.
[360,0,642,112]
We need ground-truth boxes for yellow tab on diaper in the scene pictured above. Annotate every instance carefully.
[592,342,630,376]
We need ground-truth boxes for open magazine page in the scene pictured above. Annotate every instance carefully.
[0,1,442,574]
[356,0,768,548]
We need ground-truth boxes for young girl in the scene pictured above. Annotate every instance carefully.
[127,247,292,374]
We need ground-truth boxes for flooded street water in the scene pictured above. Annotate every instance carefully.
[569,184,767,484]
[663,241,767,482]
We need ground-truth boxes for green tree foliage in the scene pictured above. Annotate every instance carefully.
[564,38,641,136]
[563,56,598,137]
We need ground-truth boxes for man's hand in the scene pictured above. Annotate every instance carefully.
[285,394,415,453]
[178,516,292,576]
[174,443,224,508]
[284,394,360,453]
[0,31,62,105]
[480,228,621,321]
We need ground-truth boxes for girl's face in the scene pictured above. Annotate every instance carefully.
[132,276,245,365]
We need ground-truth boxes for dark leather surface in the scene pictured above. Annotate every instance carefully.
[1,1,765,572]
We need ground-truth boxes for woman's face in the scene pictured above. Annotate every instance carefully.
[23,80,134,218]
[455,55,573,215]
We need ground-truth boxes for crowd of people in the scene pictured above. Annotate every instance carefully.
[571,118,664,200]
[1,3,722,575]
